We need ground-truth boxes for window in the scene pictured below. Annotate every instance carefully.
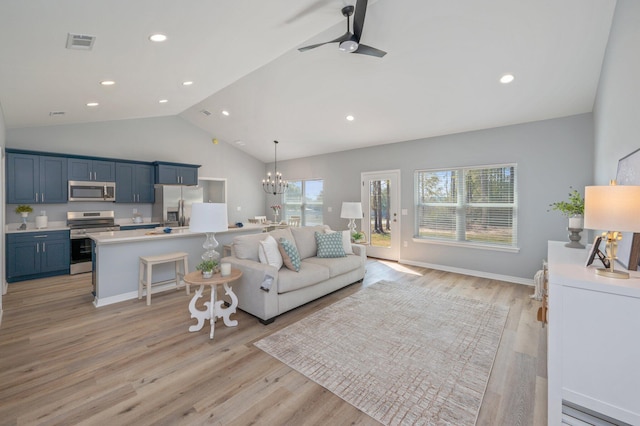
[414,164,517,249]
[283,179,324,226]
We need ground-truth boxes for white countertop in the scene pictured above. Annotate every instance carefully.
[5,221,69,234]
[89,223,265,245]
[547,240,640,298]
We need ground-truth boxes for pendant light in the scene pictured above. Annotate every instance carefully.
[262,140,288,195]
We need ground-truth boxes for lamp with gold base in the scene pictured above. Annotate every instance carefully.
[584,181,640,279]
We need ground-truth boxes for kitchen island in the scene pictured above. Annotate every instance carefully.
[89,224,264,307]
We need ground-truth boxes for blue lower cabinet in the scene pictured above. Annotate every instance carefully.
[120,224,157,231]
[6,231,70,283]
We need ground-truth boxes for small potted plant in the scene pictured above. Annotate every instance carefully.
[15,205,33,217]
[196,259,219,279]
[351,231,365,243]
[15,205,33,230]
[549,187,584,229]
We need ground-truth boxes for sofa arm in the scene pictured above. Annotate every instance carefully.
[351,243,367,259]
[220,256,280,322]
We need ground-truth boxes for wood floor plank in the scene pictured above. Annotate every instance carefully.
[0,258,546,425]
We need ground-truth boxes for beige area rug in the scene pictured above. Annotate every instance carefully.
[255,280,509,425]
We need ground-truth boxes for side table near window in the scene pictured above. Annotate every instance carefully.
[184,268,243,340]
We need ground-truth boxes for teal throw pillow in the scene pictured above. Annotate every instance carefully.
[278,238,301,272]
[315,231,346,258]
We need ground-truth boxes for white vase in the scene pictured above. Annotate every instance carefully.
[568,214,583,229]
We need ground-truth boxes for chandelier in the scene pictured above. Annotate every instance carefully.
[262,140,288,195]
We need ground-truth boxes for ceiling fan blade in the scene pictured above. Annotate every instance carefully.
[354,44,386,58]
[353,0,368,42]
[298,31,352,52]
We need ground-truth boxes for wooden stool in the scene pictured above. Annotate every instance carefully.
[138,252,189,305]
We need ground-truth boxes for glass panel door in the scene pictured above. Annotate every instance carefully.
[361,170,400,260]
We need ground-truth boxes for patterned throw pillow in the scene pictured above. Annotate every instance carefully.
[315,231,347,258]
[278,238,301,272]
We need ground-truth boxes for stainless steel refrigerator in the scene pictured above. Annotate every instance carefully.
[152,185,204,227]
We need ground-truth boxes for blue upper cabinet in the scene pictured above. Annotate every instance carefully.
[115,162,155,203]
[68,158,115,182]
[154,161,199,185]
[6,152,68,204]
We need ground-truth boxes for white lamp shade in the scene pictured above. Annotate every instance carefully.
[584,185,640,232]
[189,203,228,233]
[340,202,363,219]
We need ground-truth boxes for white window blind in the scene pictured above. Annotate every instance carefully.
[283,179,324,226]
[415,164,517,248]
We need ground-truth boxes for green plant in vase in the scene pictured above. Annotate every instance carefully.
[196,259,219,278]
[550,187,585,248]
[549,188,584,228]
[15,205,33,230]
[351,231,364,243]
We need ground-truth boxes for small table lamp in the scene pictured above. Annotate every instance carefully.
[584,181,640,278]
[189,203,228,263]
[341,202,363,236]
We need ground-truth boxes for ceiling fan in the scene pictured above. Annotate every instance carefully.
[298,0,386,58]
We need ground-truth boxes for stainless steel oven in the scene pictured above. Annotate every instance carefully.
[68,180,116,202]
[67,211,120,275]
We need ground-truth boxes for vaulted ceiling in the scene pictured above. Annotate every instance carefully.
[0,0,616,162]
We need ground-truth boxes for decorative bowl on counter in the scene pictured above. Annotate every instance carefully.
[163,227,172,233]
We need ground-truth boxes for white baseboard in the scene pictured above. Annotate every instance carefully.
[399,258,534,286]
[93,282,186,307]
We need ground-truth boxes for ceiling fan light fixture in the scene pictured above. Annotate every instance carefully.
[500,74,515,84]
[149,33,167,42]
[339,40,359,52]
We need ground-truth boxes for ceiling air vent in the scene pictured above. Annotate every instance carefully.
[200,109,212,116]
[66,33,96,50]
[49,111,65,117]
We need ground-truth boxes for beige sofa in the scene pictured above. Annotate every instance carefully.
[221,225,366,324]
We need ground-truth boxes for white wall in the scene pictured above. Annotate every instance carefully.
[271,114,594,282]
[594,0,640,183]
[6,116,267,224]
[0,101,6,319]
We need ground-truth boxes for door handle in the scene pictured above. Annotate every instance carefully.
[36,243,39,253]
[42,243,46,252]
[41,193,44,203]
[35,192,38,202]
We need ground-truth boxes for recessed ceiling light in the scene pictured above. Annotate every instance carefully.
[86,102,99,107]
[222,110,230,116]
[159,99,168,104]
[182,81,193,86]
[500,74,515,84]
[346,115,355,121]
[149,34,167,42]
[100,80,115,86]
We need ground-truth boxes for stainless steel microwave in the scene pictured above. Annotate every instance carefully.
[68,180,116,202]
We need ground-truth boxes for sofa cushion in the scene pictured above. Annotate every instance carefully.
[290,225,330,259]
[232,227,295,262]
[232,232,266,262]
[303,254,363,278]
[278,261,331,293]
[258,235,283,269]
[326,229,353,255]
[315,231,346,258]
[278,238,301,272]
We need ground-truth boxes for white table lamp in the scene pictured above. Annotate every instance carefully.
[584,181,640,278]
[341,202,363,236]
[190,203,228,262]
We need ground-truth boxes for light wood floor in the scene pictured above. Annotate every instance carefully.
[0,259,547,425]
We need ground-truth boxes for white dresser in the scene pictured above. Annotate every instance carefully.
[547,241,640,425]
